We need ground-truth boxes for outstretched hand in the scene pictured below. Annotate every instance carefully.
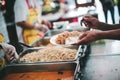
[73,30,101,45]
[41,20,53,29]
[81,15,99,29]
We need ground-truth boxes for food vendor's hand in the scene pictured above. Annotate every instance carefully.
[36,25,49,33]
[73,31,101,45]
[41,20,53,29]
[0,43,19,61]
[81,15,100,29]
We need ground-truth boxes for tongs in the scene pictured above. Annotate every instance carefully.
[80,18,91,31]
[10,42,34,63]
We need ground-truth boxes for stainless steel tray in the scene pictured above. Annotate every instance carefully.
[0,62,77,80]
[31,37,54,47]
[17,45,81,63]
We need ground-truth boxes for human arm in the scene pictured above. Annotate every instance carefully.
[82,15,120,30]
[0,43,19,61]
[14,0,52,32]
[74,29,120,45]
[16,19,53,33]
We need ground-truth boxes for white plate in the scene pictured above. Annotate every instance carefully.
[50,35,59,45]
[50,34,79,45]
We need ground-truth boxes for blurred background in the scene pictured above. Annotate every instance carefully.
[1,0,120,80]
[0,0,120,53]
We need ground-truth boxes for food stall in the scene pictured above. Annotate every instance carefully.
[0,44,87,80]
[2,0,117,80]
[0,18,89,80]
[0,0,94,79]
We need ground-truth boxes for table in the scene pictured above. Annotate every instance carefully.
[81,40,120,80]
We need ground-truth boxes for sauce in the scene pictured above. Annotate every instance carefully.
[3,71,74,80]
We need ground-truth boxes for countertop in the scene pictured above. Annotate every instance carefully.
[81,40,120,80]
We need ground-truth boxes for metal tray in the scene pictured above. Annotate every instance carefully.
[31,37,54,47]
[0,62,77,80]
[17,45,81,64]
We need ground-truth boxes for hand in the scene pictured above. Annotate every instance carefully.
[81,15,100,29]
[73,30,101,45]
[36,25,49,33]
[41,20,53,29]
[0,43,19,61]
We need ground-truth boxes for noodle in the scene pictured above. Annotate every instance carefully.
[20,47,77,62]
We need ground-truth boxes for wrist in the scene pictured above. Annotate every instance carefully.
[96,31,105,40]
[97,22,111,30]
[97,31,111,39]
[96,22,103,29]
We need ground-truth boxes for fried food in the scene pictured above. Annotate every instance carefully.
[55,31,83,44]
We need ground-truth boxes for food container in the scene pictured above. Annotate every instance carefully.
[0,45,87,80]
[17,45,81,63]
[31,37,54,47]
[0,62,78,80]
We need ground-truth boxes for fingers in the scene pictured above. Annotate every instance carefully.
[79,32,87,40]
[38,25,49,33]
[82,15,99,29]
[47,22,52,29]
[42,20,53,29]
[42,25,49,33]
[0,43,19,62]
[5,54,11,61]
[77,36,88,44]
[5,51,19,61]
[14,52,19,59]
[83,14,93,19]
[72,33,87,45]
[81,15,93,27]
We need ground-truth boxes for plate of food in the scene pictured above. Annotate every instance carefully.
[50,31,83,45]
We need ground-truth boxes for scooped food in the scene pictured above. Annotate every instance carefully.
[20,46,77,63]
[55,31,83,45]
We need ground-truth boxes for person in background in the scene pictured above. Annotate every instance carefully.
[100,0,115,24]
[0,43,18,69]
[116,0,120,23]
[0,1,18,68]
[116,0,120,16]
[2,0,24,54]
[74,15,120,45]
[14,0,52,45]
[76,0,115,24]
